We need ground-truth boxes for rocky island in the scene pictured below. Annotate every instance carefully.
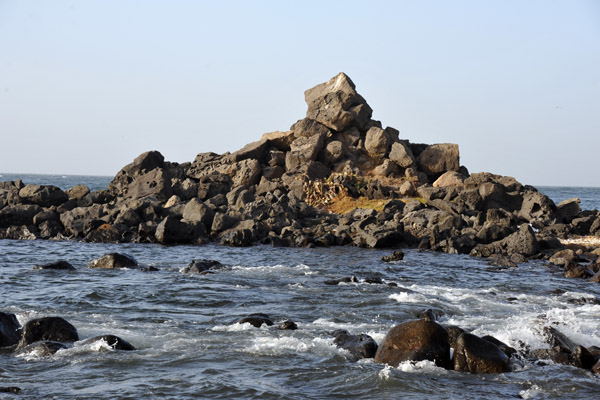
[1,72,599,280]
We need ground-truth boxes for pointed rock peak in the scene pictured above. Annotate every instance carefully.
[304,72,357,106]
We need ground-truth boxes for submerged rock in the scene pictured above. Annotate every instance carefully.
[331,329,378,360]
[88,253,137,269]
[0,311,22,347]
[14,340,69,357]
[33,260,76,271]
[80,335,135,351]
[238,313,274,328]
[381,250,405,262]
[182,259,224,274]
[278,320,298,330]
[16,317,79,350]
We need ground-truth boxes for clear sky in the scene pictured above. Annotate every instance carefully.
[1,0,599,187]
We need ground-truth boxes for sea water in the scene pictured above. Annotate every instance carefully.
[1,175,599,399]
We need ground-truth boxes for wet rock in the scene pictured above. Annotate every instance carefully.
[381,250,405,262]
[278,320,298,330]
[0,312,21,347]
[80,335,135,351]
[487,254,517,269]
[33,260,76,271]
[16,317,79,350]
[481,335,517,358]
[453,333,509,374]
[14,340,69,357]
[418,308,444,322]
[324,276,358,285]
[88,253,137,269]
[219,227,255,247]
[564,263,594,279]
[19,184,68,207]
[543,326,577,353]
[239,313,274,328]
[182,259,224,274]
[444,325,466,348]
[374,319,451,368]
[331,329,378,360]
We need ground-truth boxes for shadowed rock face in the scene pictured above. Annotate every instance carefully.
[0,312,22,347]
[453,333,509,374]
[374,320,451,368]
[16,317,79,350]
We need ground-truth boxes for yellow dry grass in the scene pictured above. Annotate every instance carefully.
[326,194,388,214]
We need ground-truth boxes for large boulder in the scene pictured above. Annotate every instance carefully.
[0,204,43,228]
[364,127,390,158]
[471,224,538,257]
[304,72,368,132]
[374,320,451,368]
[108,150,168,198]
[19,184,68,207]
[519,191,558,226]
[453,333,509,374]
[290,118,331,139]
[182,198,215,229]
[285,133,326,171]
[155,216,198,244]
[16,317,79,350]
[0,312,21,347]
[389,141,416,168]
[59,204,105,238]
[417,144,460,177]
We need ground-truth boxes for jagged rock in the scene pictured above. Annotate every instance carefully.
[66,184,90,200]
[285,133,326,171]
[0,204,42,228]
[399,180,415,197]
[220,227,255,247]
[19,184,68,207]
[155,216,198,244]
[519,191,558,226]
[290,118,331,139]
[453,333,509,374]
[444,325,466,348]
[16,317,79,350]
[471,224,538,258]
[389,141,415,168]
[320,140,345,166]
[59,204,105,238]
[239,313,273,328]
[33,260,76,271]
[549,249,578,268]
[261,130,295,151]
[182,198,215,229]
[182,259,225,274]
[231,138,269,163]
[88,253,137,269]
[557,198,581,222]
[304,72,363,132]
[79,335,136,351]
[331,329,378,360]
[0,225,37,240]
[0,312,21,347]
[374,319,451,368]
[231,159,262,187]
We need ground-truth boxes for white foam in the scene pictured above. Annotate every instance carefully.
[243,336,343,357]
[519,384,544,399]
[395,359,448,374]
[310,318,376,333]
[211,322,256,332]
[389,292,428,303]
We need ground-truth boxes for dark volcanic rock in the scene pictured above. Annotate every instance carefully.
[453,333,509,374]
[0,204,42,228]
[155,216,198,244]
[239,313,274,328]
[0,311,21,347]
[331,329,378,360]
[182,259,224,274]
[19,184,68,207]
[278,320,298,330]
[80,335,136,351]
[16,317,79,350]
[33,260,76,271]
[374,320,451,368]
[88,253,137,269]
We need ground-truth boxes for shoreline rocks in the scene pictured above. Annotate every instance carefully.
[0,72,598,286]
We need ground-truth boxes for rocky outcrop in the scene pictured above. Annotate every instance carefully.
[374,319,451,368]
[0,72,596,285]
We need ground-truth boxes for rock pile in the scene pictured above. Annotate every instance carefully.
[1,73,599,282]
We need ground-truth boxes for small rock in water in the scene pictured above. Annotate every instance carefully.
[381,250,404,262]
[239,313,274,328]
[278,320,298,330]
[364,276,384,284]
[418,308,444,322]
[182,259,224,274]
[14,340,69,357]
[16,316,79,349]
[80,335,135,351]
[88,253,137,269]
[324,276,358,285]
[331,329,378,360]
[33,260,76,271]
[0,387,22,394]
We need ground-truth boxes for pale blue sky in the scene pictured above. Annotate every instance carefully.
[1,0,599,186]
